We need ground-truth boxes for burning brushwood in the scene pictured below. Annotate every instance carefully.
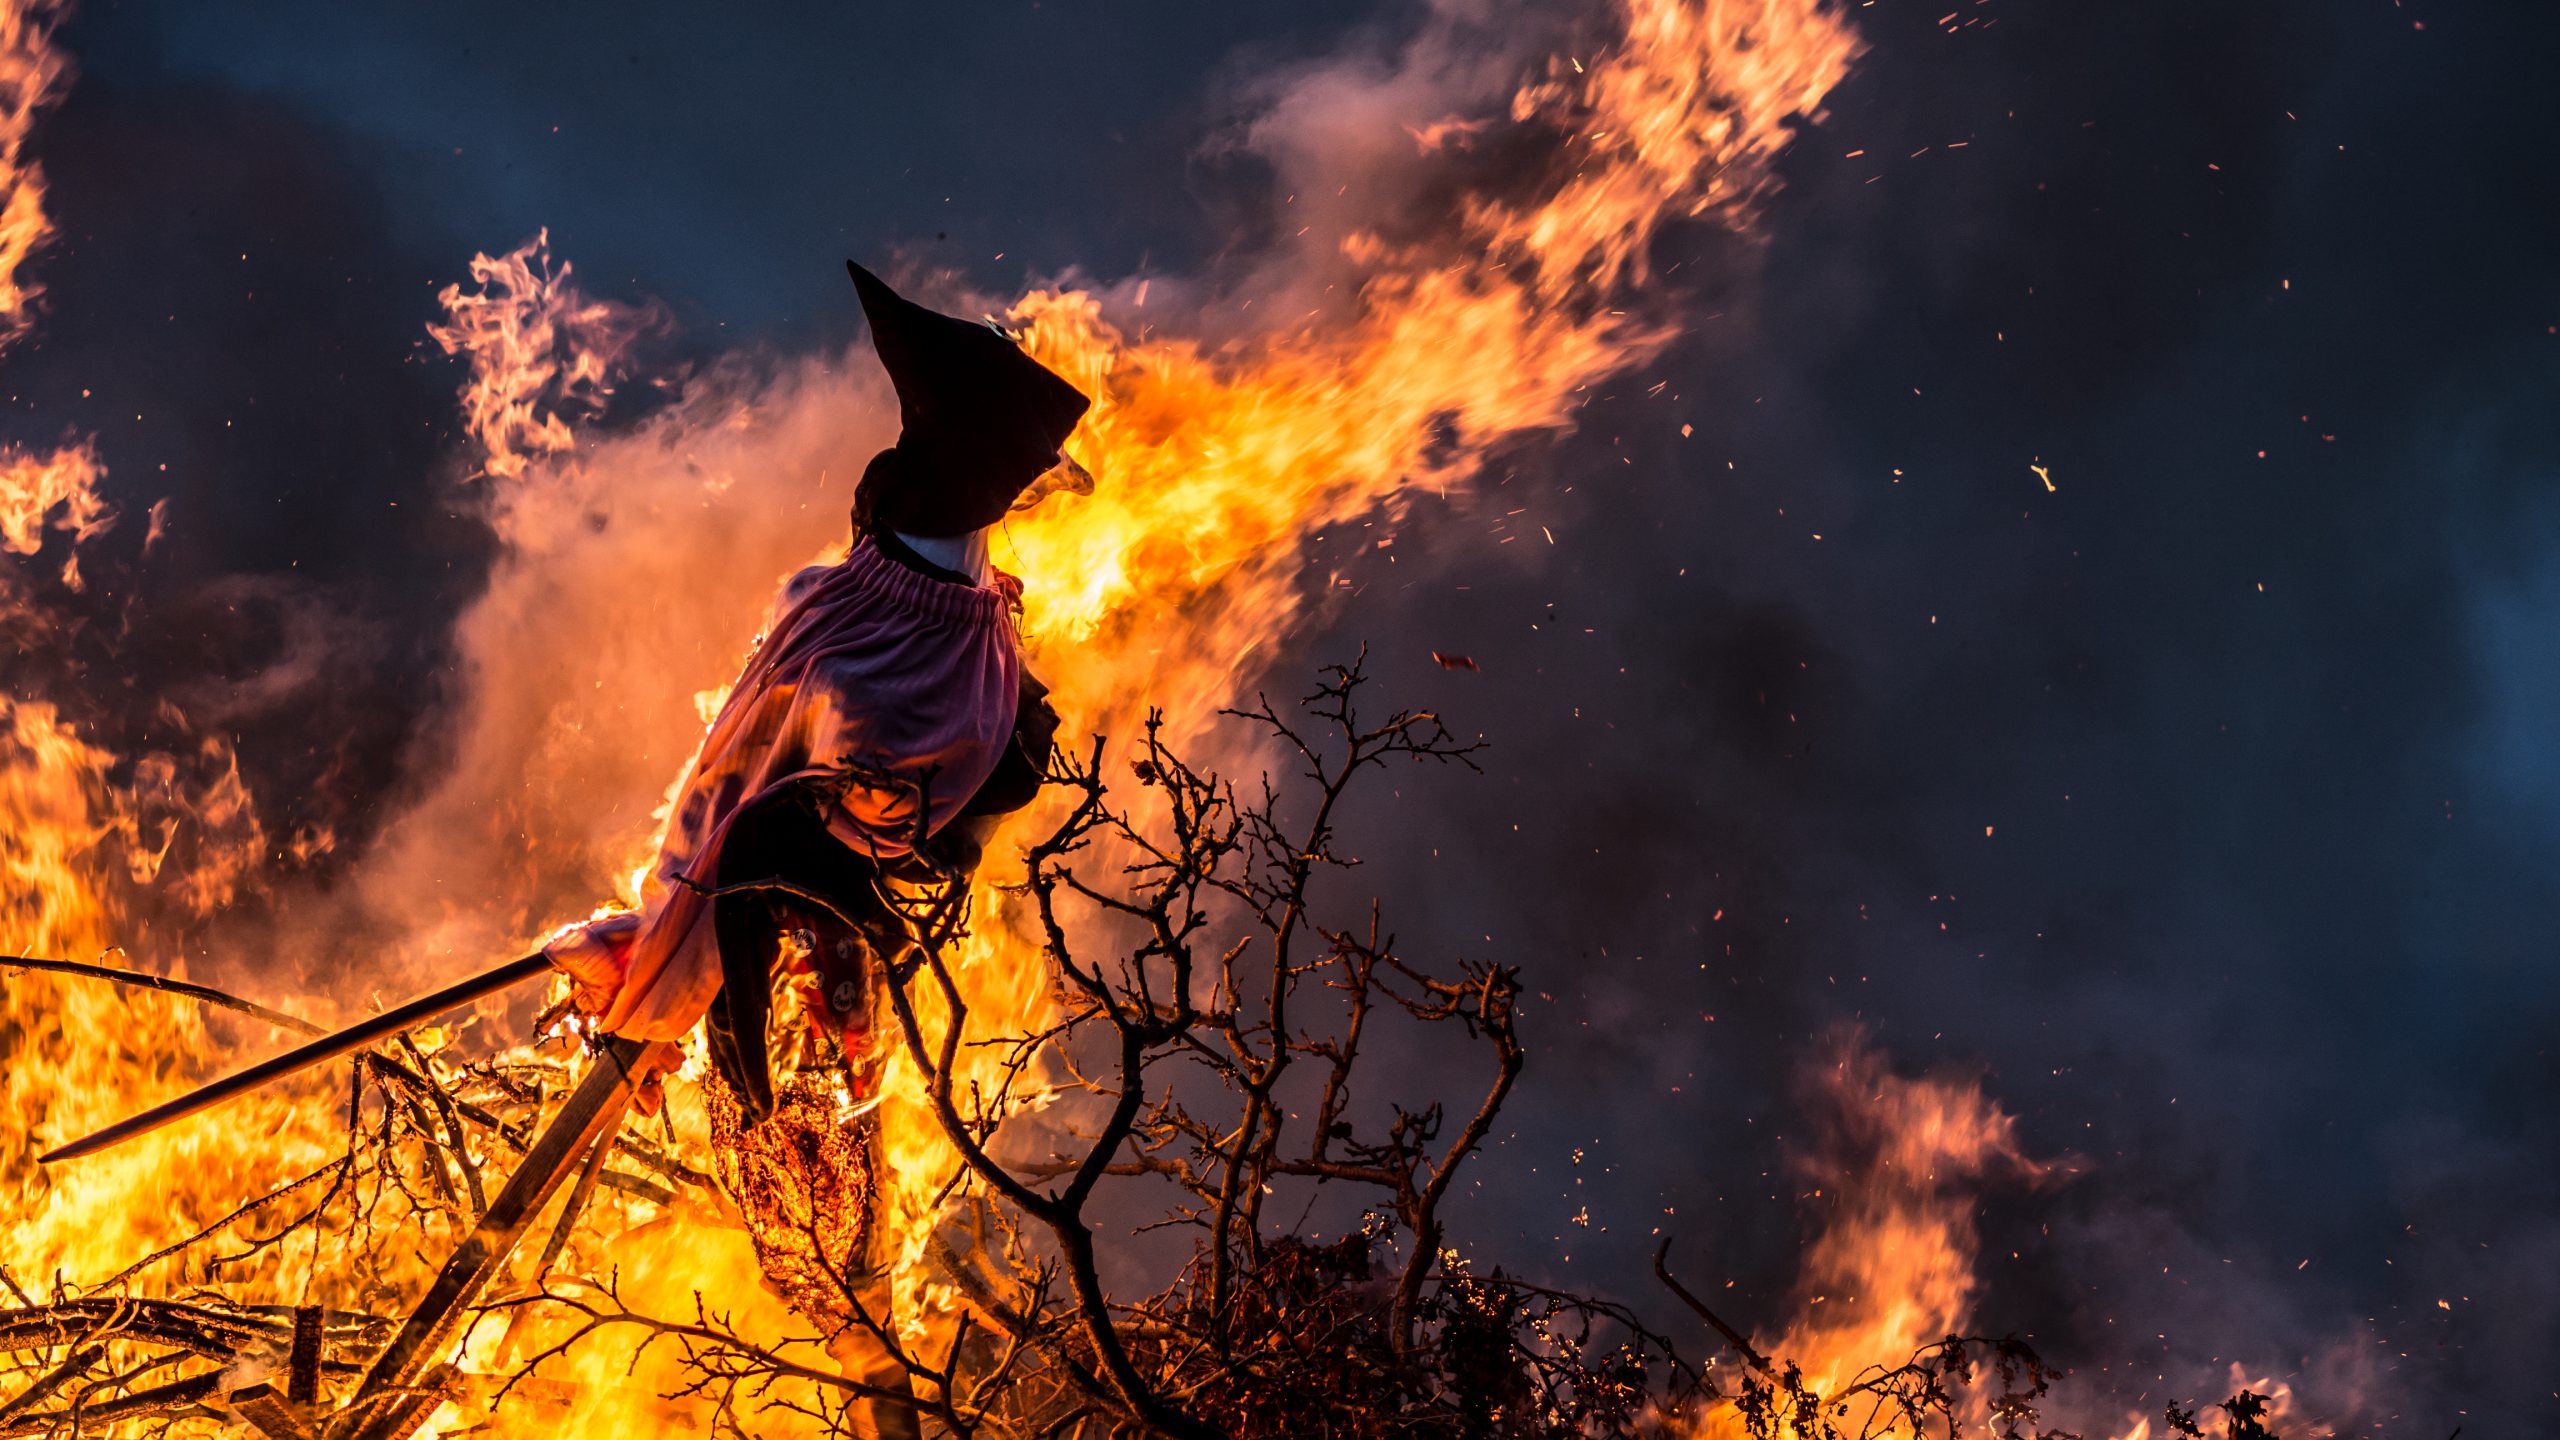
[4,657,2296,1439]
[0,957,710,1436]
[329,1037,669,1440]
[0,1298,392,1437]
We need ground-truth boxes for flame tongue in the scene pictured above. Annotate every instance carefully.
[1724,1036,2048,1433]
[0,0,70,344]
[998,0,1858,733]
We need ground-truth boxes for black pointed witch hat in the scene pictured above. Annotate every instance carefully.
[847,260,1091,538]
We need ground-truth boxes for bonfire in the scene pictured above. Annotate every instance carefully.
[0,0,2312,1436]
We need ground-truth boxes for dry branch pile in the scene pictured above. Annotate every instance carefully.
[2,663,2286,1440]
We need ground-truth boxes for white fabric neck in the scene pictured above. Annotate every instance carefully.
[894,527,991,585]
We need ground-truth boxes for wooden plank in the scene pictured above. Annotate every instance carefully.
[325,1365,454,1440]
[288,1305,323,1405]
[228,1382,316,1440]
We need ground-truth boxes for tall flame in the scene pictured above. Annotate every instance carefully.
[1767,1037,2045,1403]
[1682,1041,2341,1439]
[0,0,67,344]
[1004,0,1862,734]
[0,440,109,586]
[0,700,335,1293]
[0,0,343,1319]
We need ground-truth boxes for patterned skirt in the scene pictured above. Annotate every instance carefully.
[707,1062,880,1327]
[705,900,891,1329]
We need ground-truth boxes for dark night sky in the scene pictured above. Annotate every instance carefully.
[11,0,2558,1427]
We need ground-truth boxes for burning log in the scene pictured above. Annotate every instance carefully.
[226,1381,318,1440]
[0,1298,391,1440]
[0,1374,227,1438]
[200,1304,339,1440]
[290,1307,324,1405]
[0,1298,321,1362]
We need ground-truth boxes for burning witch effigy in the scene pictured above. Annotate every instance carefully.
[537,263,1087,1435]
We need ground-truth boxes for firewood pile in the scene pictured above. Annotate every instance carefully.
[1,976,718,1440]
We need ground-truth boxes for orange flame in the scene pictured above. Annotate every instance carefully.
[0,441,111,585]
[0,0,68,345]
[1690,1035,2045,1438]
[1678,1041,2358,1439]
[0,699,338,1292]
[429,228,661,486]
[0,0,334,1312]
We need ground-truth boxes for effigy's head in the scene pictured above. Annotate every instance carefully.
[845,260,1091,538]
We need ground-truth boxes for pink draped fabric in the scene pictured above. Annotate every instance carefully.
[546,539,1022,1040]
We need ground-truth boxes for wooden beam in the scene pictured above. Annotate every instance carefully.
[229,1382,317,1440]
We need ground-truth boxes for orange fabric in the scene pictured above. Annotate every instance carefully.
[547,539,1021,1039]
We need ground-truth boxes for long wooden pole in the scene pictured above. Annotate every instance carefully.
[39,954,553,1165]
[332,1036,672,1440]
